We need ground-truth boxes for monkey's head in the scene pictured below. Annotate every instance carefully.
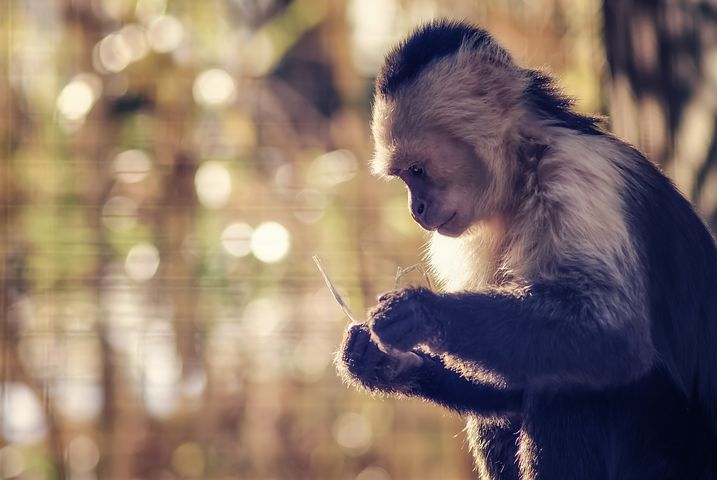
[370,20,595,237]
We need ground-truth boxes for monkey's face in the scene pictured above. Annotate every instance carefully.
[370,25,526,236]
[383,130,494,238]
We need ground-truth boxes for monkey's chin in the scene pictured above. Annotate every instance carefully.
[436,213,465,237]
[436,226,465,237]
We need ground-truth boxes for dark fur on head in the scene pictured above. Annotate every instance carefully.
[376,21,602,138]
[376,20,493,97]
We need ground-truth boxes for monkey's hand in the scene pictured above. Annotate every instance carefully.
[337,323,420,393]
[368,287,443,354]
[338,321,523,415]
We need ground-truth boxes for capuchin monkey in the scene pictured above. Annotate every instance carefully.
[336,20,717,480]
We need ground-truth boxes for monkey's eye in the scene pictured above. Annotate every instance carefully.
[408,165,424,177]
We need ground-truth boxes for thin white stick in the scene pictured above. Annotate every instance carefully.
[313,255,423,373]
[312,255,359,324]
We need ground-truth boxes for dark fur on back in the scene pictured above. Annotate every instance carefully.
[620,148,717,432]
[376,20,491,97]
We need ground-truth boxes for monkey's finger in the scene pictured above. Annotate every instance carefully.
[371,304,412,332]
[375,353,401,381]
[346,327,370,354]
[343,327,370,367]
[353,340,388,380]
[344,324,367,351]
[370,298,413,326]
[375,317,425,351]
[377,291,395,302]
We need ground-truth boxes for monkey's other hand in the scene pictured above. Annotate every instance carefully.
[368,287,443,353]
[337,324,418,393]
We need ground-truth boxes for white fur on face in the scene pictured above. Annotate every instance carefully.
[384,129,493,235]
[371,40,534,239]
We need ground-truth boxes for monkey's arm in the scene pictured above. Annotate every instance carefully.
[369,286,653,389]
[339,324,522,416]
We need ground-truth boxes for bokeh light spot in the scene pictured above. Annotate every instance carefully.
[348,0,400,75]
[308,149,358,188]
[193,69,236,108]
[221,222,253,257]
[67,435,101,473]
[195,161,232,209]
[57,76,100,120]
[147,15,184,53]
[102,196,138,231]
[143,324,182,386]
[242,296,289,337]
[141,322,181,418]
[0,446,26,478]
[53,380,103,422]
[356,466,392,480]
[98,32,132,73]
[333,412,372,455]
[291,339,331,382]
[250,222,290,263]
[294,189,327,224]
[136,0,166,22]
[0,383,47,445]
[125,243,160,281]
[120,24,149,61]
[112,149,152,183]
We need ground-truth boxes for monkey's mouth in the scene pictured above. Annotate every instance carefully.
[436,212,457,234]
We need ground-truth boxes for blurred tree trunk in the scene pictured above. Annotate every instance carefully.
[603,0,717,229]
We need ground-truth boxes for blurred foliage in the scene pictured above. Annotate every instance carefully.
[0,0,713,479]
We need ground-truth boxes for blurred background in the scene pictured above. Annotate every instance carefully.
[2,0,717,479]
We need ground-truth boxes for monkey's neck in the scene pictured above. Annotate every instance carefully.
[427,215,509,292]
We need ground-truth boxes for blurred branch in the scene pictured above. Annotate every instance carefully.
[604,0,717,229]
[250,0,329,74]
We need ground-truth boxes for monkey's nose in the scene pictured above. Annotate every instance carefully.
[412,199,427,218]
[410,199,429,229]
[415,201,425,215]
